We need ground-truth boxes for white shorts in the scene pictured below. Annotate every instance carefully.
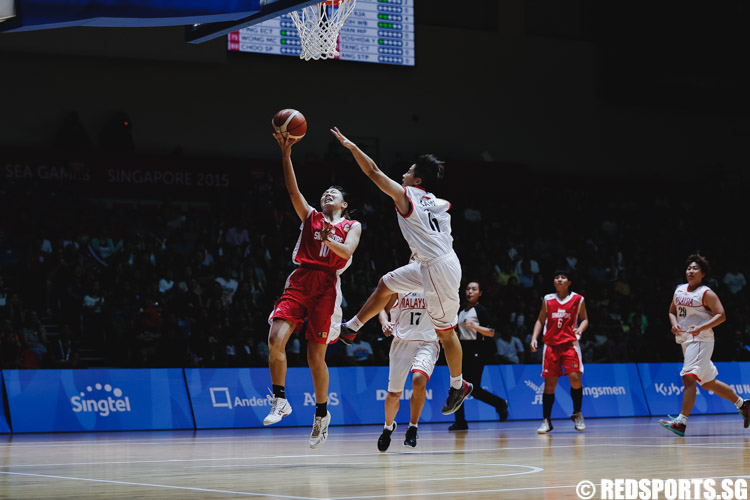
[387,337,440,393]
[381,251,461,331]
[680,341,718,384]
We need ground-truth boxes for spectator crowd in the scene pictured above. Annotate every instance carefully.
[2,153,749,370]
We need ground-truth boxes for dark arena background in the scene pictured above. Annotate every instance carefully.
[1,1,750,499]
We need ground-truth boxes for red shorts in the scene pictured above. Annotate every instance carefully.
[268,267,342,345]
[541,341,583,378]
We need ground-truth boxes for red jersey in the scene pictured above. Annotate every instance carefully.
[542,292,584,345]
[292,208,358,274]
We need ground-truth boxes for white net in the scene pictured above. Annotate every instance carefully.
[289,0,357,61]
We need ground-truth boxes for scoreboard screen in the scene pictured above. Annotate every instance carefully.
[228,0,414,66]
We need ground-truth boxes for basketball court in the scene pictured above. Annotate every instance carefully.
[0,415,748,499]
[2,2,750,500]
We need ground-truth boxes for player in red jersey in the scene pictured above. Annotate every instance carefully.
[264,132,362,449]
[530,269,589,434]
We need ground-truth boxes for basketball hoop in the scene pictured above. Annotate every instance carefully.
[289,0,357,61]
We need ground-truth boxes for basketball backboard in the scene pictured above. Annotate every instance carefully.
[0,0,320,43]
[0,0,15,23]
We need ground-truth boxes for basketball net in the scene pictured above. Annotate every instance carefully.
[289,0,357,61]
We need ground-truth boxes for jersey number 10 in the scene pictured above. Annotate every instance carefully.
[319,242,330,258]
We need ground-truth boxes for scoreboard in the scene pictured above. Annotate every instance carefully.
[228,0,414,66]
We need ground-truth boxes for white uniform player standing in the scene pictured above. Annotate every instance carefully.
[660,254,750,436]
[330,126,471,416]
[376,290,439,451]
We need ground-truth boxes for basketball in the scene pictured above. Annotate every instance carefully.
[272,109,307,140]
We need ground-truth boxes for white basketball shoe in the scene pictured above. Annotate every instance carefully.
[264,397,292,426]
[310,411,331,449]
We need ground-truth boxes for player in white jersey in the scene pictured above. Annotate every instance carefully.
[376,289,439,451]
[330,127,471,416]
[660,254,750,436]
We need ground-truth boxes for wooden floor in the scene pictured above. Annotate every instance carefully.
[0,415,748,499]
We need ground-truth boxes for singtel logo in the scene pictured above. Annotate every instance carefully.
[70,383,132,417]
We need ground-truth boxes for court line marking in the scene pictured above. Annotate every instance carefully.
[183,460,544,481]
[6,470,746,500]
[0,422,736,449]
[0,444,614,469]
[397,463,543,482]
[0,471,316,499]
[1,440,745,470]
[1,463,747,499]
[0,416,743,448]
[328,474,750,499]
[0,470,600,500]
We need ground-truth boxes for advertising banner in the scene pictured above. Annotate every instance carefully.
[186,366,509,428]
[638,362,750,416]
[4,369,194,433]
[0,372,11,433]
[497,363,649,420]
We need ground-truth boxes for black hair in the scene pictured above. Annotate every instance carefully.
[328,185,348,203]
[685,253,711,279]
[412,154,445,191]
[466,280,482,291]
[327,185,355,219]
[553,269,573,281]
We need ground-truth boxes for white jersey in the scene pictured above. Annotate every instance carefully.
[397,186,453,262]
[457,307,479,340]
[673,283,715,343]
[390,291,437,342]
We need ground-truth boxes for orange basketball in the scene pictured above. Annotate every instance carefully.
[272,109,307,140]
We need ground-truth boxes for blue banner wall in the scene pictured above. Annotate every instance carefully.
[0,372,10,433]
[498,363,649,420]
[186,366,508,428]
[458,366,511,423]
[186,367,288,428]
[329,365,506,425]
[3,363,747,433]
[4,369,194,433]
[638,362,750,416]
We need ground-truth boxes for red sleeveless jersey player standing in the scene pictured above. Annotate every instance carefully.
[531,269,589,434]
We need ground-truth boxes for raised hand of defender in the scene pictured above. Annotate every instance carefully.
[330,127,356,150]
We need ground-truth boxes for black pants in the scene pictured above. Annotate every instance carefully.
[454,340,506,424]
